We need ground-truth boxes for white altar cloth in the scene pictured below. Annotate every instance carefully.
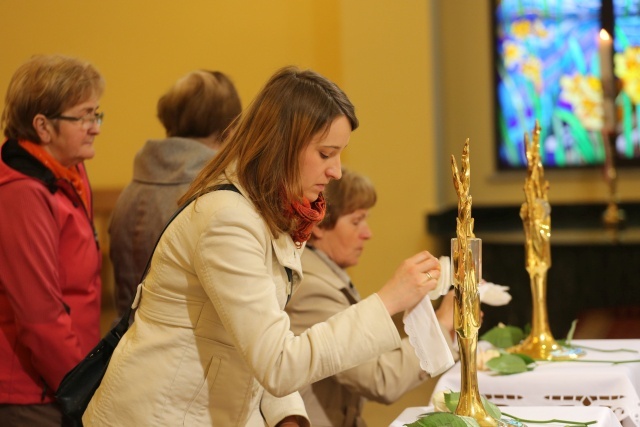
[390,406,622,427]
[433,339,640,426]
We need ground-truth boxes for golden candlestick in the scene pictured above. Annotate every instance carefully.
[451,139,497,427]
[508,121,584,361]
[599,28,625,229]
[602,131,626,229]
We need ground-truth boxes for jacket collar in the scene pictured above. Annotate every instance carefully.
[221,164,304,280]
[1,139,57,193]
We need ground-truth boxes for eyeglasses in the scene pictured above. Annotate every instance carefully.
[49,112,104,129]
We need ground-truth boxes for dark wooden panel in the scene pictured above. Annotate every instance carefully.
[426,202,640,337]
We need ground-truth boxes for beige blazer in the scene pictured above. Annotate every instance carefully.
[286,247,456,427]
[83,176,401,427]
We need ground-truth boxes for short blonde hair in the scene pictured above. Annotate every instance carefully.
[157,70,241,139]
[1,54,105,142]
[319,167,377,230]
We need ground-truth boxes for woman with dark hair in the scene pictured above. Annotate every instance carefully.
[84,66,442,427]
[109,70,242,319]
[0,54,105,426]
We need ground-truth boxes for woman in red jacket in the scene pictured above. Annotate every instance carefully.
[0,54,105,427]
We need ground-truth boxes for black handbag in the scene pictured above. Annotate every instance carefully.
[55,306,130,426]
[55,184,240,426]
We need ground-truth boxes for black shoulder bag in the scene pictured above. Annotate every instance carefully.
[55,184,240,426]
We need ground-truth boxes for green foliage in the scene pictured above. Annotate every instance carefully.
[405,412,480,427]
[480,325,525,348]
[427,392,502,423]
[485,353,536,375]
[443,390,458,412]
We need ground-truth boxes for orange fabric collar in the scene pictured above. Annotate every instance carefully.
[285,193,326,247]
[18,140,89,211]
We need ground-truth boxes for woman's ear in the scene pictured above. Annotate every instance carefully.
[32,114,53,144]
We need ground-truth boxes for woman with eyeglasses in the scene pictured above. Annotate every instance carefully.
[83,66,442,427]
[0,54,105,427]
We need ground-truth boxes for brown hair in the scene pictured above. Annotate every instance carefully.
[180,65,358,237]
[1,54,105,142]
[157,70,241,139]
[318,167,377,230]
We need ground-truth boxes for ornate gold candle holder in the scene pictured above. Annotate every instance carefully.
[451,139,520,427]
[507,122,584,361]
[602,130,626,229]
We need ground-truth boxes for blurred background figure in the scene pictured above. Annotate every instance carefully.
[286,167,457,427]
[0,54,105,426]
[109,70,241,318]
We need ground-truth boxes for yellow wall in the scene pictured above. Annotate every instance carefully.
[2,1,639,425]
[0,0,442,298]
[1,2,440,424]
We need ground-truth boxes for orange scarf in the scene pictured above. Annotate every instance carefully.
[285,193,326,247]
[18,140,90,211]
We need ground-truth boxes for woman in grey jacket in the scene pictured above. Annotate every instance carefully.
[109,70,242,319]
[84,66,443,427]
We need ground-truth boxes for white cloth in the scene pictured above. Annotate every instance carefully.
[390,406,623,427]
[428,256,451,300]
[433,339,640,427]
[428,256,512,306]
[403,295,455,376]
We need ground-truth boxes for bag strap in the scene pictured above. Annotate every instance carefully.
[114,183,241,335]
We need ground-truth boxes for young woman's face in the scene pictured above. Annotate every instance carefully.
[299,115,351,201]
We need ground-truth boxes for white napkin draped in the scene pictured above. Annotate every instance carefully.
[403,255,513,376]
[428,256,451,300]
[428,256,512,306]
[403,295,455,376]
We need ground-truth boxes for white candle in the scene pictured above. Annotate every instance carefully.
[599,29,616,132]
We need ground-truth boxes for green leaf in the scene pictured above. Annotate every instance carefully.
[439,392,502,421]
[444,391,459,412]
[480,325,525,348]
[566,319,578,342]
[481,396,502,420]
[510,352,536,366]
[408,412,479,426]
[486,354,529,375]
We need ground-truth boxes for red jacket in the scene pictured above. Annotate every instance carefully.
[0,139,102,404]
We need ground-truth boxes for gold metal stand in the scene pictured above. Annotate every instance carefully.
[507,122,584,361]
[451,140,521,426]
[602,130,626,229]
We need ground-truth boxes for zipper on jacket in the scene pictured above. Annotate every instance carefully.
[55,178,100,250]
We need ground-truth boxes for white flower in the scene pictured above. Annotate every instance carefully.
[477,348,501,371]
[479,282,512,306]
[431,390,451,413]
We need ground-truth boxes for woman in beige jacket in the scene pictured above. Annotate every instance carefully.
[83,66,443,427]
[286,168,457,426]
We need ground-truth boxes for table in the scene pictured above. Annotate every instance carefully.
[390,406,622,427]
[433,339,640,426]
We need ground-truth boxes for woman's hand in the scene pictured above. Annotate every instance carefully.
[276,415,306,427]
[377,251,441,316]
[435,290,456,339]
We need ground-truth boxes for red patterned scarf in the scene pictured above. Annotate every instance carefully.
[18,140,90,211]
[285,193,326,247]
